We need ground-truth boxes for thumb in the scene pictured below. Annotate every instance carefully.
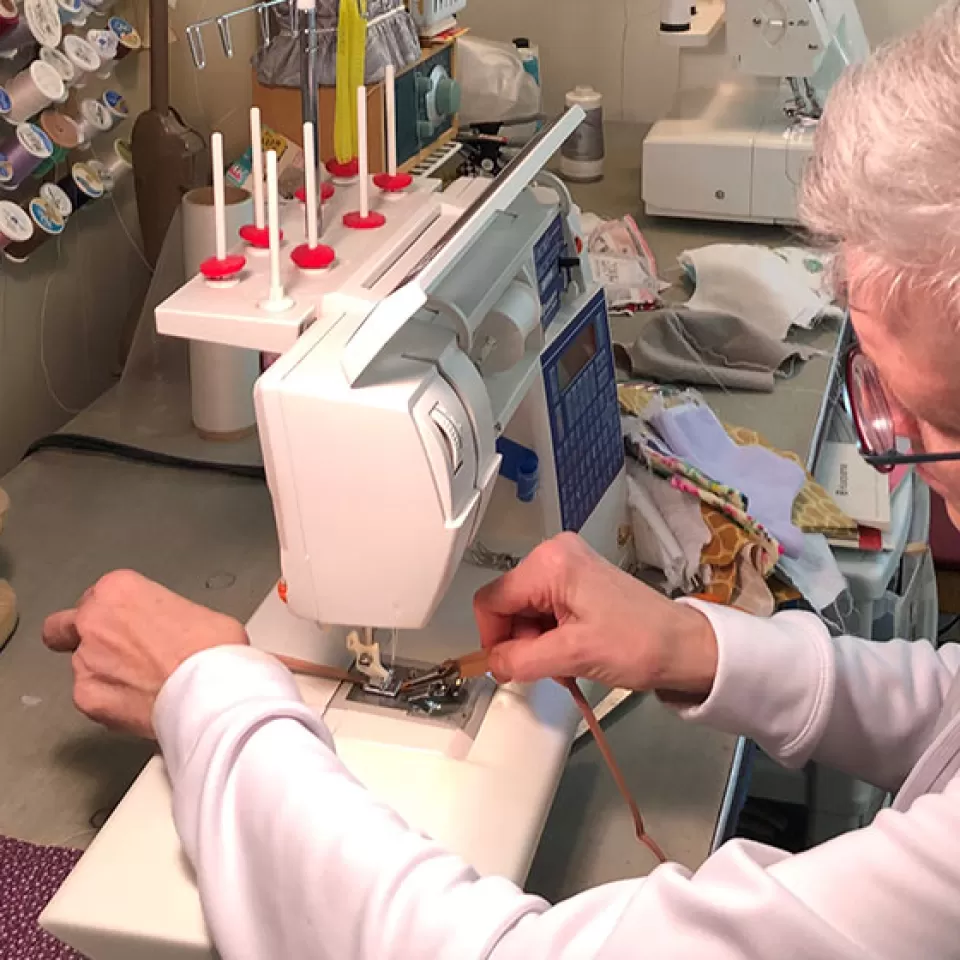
[487,623,588,684]
[43,610,81,652]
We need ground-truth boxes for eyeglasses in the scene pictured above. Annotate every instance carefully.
[844,345,960,473]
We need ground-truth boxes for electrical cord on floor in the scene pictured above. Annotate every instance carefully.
[22,433,267,481]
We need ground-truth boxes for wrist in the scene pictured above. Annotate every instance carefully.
[655,604,718,704]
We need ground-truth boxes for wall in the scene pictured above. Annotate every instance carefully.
[0,0,256,475]
[459,0,947,124]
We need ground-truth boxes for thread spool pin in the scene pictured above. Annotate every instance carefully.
[292,120,334,271]
[259,149,294,312]
[200,131,245,284]
[239,106,273,250]
[373,65,412,194]
[343,86,385,230]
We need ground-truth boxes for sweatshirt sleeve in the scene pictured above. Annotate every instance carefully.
[155,643,960,960]
[674,600,960,791]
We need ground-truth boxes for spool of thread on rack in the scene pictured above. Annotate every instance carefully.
[90,136,129,186]
[56,0,86,26]
[0,0,19,38]
[39,108,81,149]
[56,159,102,210]
[40,179,71,219]
[5,59,65,121]
[39,44,76,87]
[0,0,61,55]
[106,15,140,61]
[31,143,68,178]
[86,27,117,77]
[0,199,33,254]
[100,88,126,124]
[61,34,100,87]
[0,123,53,189]
[70,96,112,146]
[5,194,63,261]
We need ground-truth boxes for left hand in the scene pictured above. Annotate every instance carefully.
[43,570,249,738]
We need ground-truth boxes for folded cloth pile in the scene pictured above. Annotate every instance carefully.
[614,242,843,392]
[619,385,849,614]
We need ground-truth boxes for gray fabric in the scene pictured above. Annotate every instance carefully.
[614,308,819,393]
[254,0,421,88]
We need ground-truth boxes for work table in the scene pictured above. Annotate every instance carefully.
[0,123,841,908]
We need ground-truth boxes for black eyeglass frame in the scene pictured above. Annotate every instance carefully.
[843,345,960,473]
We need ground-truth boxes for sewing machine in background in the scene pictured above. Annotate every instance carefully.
[643,0,869,224]
[40,71,632,957]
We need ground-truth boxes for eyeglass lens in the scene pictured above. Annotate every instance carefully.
[849,351,896,455]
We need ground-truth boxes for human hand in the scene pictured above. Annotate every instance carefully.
[43,570,249,738]
[473,533,718,700]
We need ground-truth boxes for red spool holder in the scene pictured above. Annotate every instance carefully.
[238,224,273,248]
[291,243,335,270]
[343,210,386,230]
[373,172,413,193]
[326,157,359,180]
[200,253,246,280]
[294,182,335,203]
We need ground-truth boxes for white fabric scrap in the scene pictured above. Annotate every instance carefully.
[679,243,845,340]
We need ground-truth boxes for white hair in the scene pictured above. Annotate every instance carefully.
[799,1,960,318]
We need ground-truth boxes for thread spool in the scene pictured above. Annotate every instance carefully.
[40,178,71,218]
[56,159,102,210]
[5,60,65,122]
[559,86,604,183]
[61,34,100,87]
[90,136,129,185]
[106,15,140,61]
[31,142,67,178]
[39,108,80,152]
[56,0,85,25]
[100,88,126,123]
[0,0,19,38]
[660,0,692,31]
[86,27,117,77]
[70,96,112,145]
[4,195,63,261]
[39,44,76,87]
[0,122,53,189]
[0,0,61,55]
[0,199,32,254]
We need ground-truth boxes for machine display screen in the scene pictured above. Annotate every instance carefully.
[556,324,597,392]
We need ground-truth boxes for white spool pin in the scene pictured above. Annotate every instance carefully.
[358,86,368,218]
[212,131,227,260]
[5,60,65,122]
[261,149,293,312]
[373,63,412,194]
[250,106,264,230]
[290,120,334,270]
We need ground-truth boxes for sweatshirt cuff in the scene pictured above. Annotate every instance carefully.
[154,645,331,782]
[670,600,835,763]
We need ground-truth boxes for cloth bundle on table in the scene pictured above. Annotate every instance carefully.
[618,385,850,613]
[0,835,83,959]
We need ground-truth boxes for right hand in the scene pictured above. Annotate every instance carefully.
[473,533,718,700]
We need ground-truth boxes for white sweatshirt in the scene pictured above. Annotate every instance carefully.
[153,602,960,960]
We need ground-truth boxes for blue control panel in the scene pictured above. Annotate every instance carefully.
[541,289,623,532]
[533,213,565,330]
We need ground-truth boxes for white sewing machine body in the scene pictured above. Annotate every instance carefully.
[41,114,631,959]
[643,0,869,224]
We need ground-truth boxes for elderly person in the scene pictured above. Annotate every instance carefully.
[42,5,960,958]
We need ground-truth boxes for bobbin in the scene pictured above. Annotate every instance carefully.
[61,34,100,87]
[106,15,140,61]
[39,44,76,87]
[4,60,65,122]
[5,194,63,260]
[0,122,53,190]
[0,199,33,257]
[56,159,102,211]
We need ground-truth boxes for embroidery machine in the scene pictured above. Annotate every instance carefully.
[643,0,869,224]
[39,5,631,953]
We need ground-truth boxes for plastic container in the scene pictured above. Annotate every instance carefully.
[660,0,692,31]
[560,86,604,183]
